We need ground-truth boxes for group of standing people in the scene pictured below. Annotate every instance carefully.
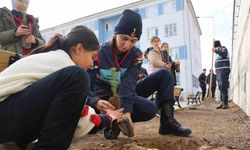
[198,69,217,100]
[198,40,230,109]
[0,2,191,149]
[145,36,180,85]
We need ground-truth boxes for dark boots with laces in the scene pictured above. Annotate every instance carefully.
[159,103,192,136]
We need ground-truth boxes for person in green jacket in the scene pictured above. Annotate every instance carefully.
[0,0,45,56]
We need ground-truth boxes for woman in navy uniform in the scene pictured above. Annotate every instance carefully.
[87,9,191,138]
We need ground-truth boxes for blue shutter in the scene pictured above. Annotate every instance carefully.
[158,3,164,15]
[139,8,146,19]
[176,0,184,11]
[93,20,98,30]
[179,45,187,59]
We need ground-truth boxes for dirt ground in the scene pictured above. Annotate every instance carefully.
[70,100,250,150]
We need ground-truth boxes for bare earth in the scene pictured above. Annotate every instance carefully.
[70,101,250,150]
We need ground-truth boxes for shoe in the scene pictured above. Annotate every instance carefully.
[159,124,192,136]
[104,119,120,139]
[216,103,223,109]
[118,116,134,137]
[159,103,192,137]
[222,104,229,109]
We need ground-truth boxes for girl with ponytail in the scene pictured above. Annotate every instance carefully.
[0,25,123,149]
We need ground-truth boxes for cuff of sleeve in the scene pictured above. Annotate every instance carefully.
[31,39,39,48]
[88,97,100,108]
[13,28,18,38]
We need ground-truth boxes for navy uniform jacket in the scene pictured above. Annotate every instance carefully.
[87,41,143,113]
[198,73,206,86]
[214,46,230,74]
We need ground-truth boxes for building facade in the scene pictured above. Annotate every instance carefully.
[231,0,250,116]
[41,0,202,96]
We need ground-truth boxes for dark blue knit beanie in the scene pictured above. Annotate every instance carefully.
[214,40,221,47]
[114,9,142,40]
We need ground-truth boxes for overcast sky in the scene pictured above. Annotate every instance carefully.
[1,0,233,71]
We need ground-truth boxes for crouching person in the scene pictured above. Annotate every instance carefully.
[0,26,122,150]
[86,9,191,139]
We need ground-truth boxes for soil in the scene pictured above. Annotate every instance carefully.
[70,101,250,150]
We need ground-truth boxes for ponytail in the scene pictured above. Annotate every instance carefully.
[30,25,100,55]
[30,34,64,55]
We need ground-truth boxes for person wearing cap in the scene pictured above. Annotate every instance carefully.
[87,9,192,138]
[0,0,45,56]
[212,40,230,109]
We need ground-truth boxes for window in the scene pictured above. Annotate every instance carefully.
[163,0,176,13]
[165,23,177,37]
[104,21,112,32]
[176,73,180,85]
[145,5,158,18]
[192,75,199,88]
[147,27,158,39]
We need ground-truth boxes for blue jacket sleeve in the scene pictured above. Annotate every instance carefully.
[118,50,143,113]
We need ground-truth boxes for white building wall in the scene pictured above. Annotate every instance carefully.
[180,0,202,95]
[231,0,250,116]
[41,0,202,98]
[140,1,201,96]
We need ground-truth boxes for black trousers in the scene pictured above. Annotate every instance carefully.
[199,84,206,99]
[133,69,174,122]
[207,86,216,98]
[0,66,90,149]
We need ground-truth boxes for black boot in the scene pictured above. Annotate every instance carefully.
[159,103,192,136]
[216,103,223,109]
[222,97,229,109]
[216,95,224,109]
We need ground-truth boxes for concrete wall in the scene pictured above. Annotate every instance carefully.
[231,0,250,116]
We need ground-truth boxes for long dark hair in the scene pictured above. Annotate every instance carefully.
[161,42,169,49]
[30,26,100,55]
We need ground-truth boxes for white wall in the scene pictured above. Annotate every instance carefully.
[140,0,202,96]
[231,0,250,116]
